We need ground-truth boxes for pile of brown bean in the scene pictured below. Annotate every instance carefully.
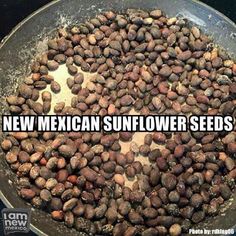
[1,8,236,236]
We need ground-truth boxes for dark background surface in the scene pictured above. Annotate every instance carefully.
[0,0,235,235]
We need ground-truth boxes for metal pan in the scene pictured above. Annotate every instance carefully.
[0,0,236,235]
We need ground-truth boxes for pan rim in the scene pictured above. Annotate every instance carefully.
[1,0,236,50]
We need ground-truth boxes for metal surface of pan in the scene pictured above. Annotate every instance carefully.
[0,0,236,235]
